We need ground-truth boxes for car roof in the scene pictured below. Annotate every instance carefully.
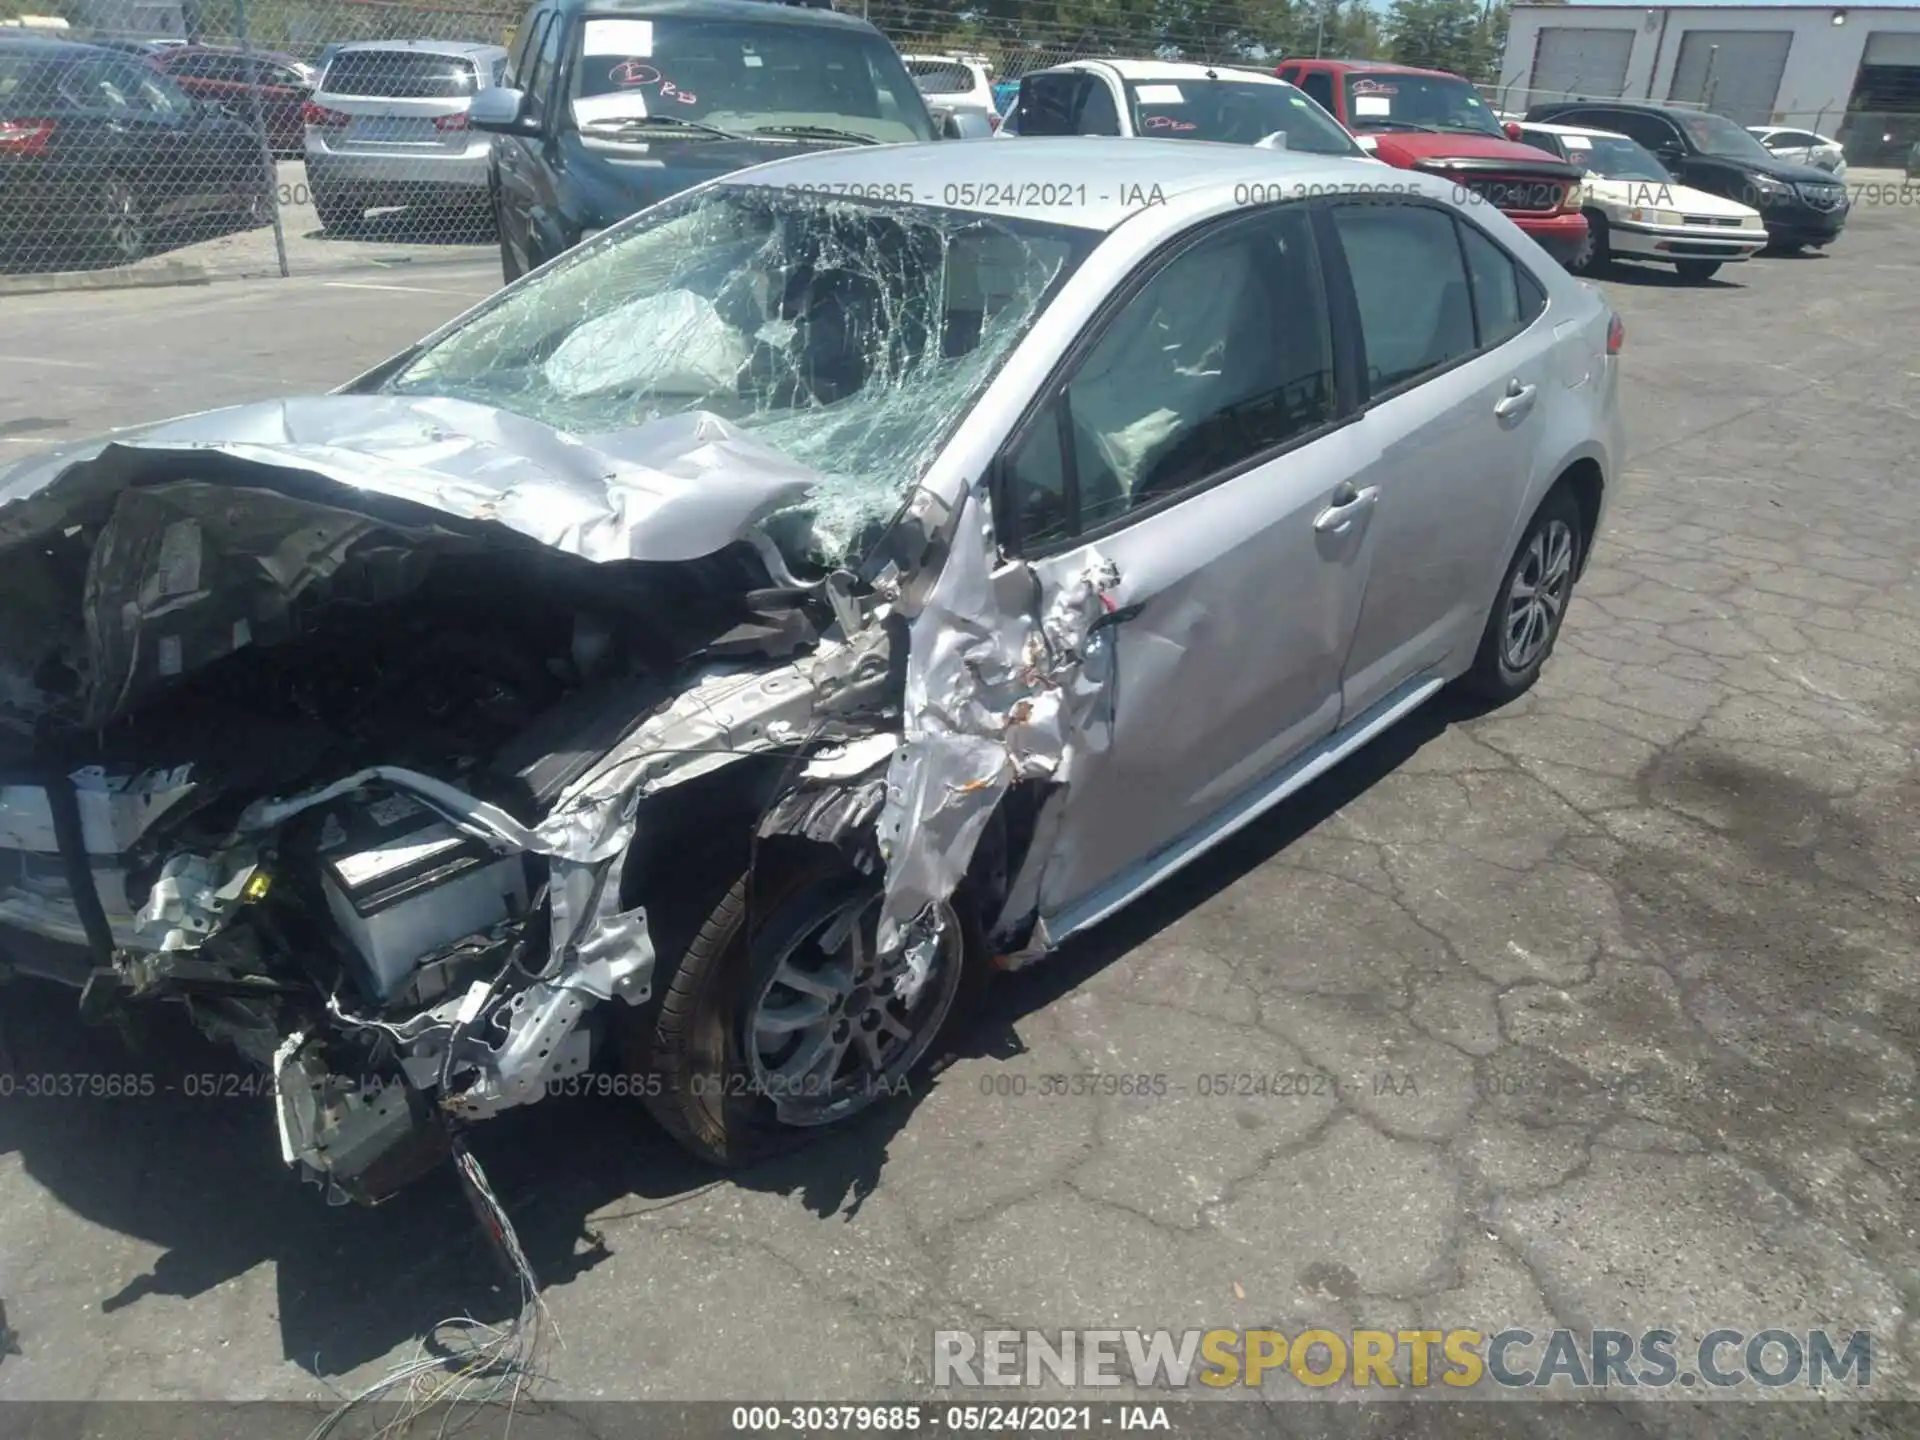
[1287,57,1467,80]
[572,0,880,33]
[1531,99,1682,118]
[727,137,1412,232]
[163,43,306,62]
[1033,57,1296,86]
[1520,120,1630,142]
[326,39,508,58]
[0,34,121,59]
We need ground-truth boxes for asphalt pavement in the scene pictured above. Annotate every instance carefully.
[2,195,1920,1421]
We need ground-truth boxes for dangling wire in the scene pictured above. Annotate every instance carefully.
[305,1140,558,1440]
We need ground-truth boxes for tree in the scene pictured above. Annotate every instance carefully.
[1384,0,1502,79]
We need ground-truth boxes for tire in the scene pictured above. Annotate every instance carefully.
[1459,486,1585,705]
[1567,210,1609,276]
[312,187,360,235]
[634,846,988,1168]
[1768,239,1805,255]
[1674,259,1721,283]
[92,176,145,266]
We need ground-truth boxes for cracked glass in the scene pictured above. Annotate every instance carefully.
[383,185,1095,566]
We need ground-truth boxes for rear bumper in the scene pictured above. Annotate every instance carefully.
[305,145,491,197]
[1514,211,1589,266]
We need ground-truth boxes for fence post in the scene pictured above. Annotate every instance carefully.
[234,0,292,279]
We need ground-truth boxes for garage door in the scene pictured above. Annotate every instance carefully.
[1530,28,1636,101]
[1667,31,1792,125]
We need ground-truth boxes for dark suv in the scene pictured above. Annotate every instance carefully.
[1524,99,1849,252]
[474,0,950,282]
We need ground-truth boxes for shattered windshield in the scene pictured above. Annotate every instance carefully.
[382,185,1093,563]
[569,16,935,144]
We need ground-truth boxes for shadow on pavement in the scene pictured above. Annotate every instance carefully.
[0,687,1487,1380]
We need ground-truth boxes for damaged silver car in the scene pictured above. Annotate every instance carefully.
[0,138,1624,1204]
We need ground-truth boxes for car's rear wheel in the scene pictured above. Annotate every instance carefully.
[93,176,145,266]
[1459,486,1585,704]
[634,846,987,1168]
[312,187,360,235]
[1674,259,1722,282]
[1567,210,1609,276]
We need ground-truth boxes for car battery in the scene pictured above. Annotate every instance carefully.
[316,792,528,1004]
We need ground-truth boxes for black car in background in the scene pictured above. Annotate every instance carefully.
[473,0,951,282]
[1525,99,1849,252]
[0,35,274,267]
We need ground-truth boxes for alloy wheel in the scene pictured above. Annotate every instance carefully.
[745,889,963,1126]
[100,179,143,264]
[1502,518,1576,673]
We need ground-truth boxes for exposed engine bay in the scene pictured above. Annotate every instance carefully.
[0,411,923,1205]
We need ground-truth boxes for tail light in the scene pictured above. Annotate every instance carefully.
[1606,313,1625,356]
[434,112,470,133]
[0,118,56,156]
[302,101,349,128]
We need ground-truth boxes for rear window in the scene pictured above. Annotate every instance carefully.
[321,50,478,99]
[908,61,973,95]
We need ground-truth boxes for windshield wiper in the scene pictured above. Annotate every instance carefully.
[1359,119,1440,133]
[751,124,881,146]
[582,115,747,141]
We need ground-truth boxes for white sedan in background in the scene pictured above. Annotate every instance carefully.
[1749,126,1847,176]
[1516,121,1768,282]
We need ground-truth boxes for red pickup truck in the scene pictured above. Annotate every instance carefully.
[1276,58,1588,266]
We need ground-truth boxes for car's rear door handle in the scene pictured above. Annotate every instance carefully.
[1313,482,1379,533]
[1495,378,1537,420]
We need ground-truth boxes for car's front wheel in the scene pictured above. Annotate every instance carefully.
[92,176,145,265]
[636,847,986,1167]
[1460,486,1585,704]
[1567,211,1609,276]
[1674,258,1722,282]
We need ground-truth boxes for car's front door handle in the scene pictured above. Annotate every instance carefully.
[1313,483,1379,533]
[1494,379,1537,420]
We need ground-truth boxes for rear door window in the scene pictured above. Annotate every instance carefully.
[1458,222,1547,350]
[1329,202,1478,396]
[908,60,971,95]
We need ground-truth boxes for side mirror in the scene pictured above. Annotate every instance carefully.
[939,109,995,141]
[1504,120,1522,141]
[470,86,536,135]
[1655,143,1684,163]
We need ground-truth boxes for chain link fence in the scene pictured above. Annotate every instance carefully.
[7,1,1903,286]
[0,0,1312,284]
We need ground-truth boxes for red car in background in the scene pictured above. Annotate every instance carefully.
[1277,57,1588,267]
[149,46,316,157]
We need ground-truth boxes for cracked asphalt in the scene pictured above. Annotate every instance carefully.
[2,198,1919,1427]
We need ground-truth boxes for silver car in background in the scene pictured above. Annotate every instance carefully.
[0,139,1621,1205]
[303,39,508,233]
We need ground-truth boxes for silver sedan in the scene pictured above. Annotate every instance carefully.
[0,138,1624,1200]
